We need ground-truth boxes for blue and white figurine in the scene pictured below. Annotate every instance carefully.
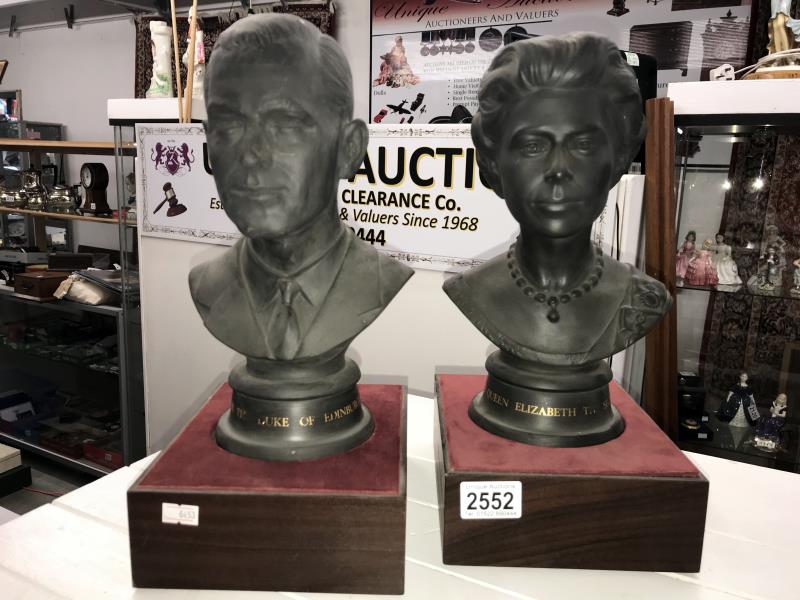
[753,394,788,452]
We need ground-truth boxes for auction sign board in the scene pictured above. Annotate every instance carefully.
[339,124,518,271]
[137,124,638,273]
[137,124,240,245]
[369,0,752,125]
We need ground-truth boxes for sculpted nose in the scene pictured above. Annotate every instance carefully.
[544,168,572,184]
[241,136,273,169]
[544,147,572,183]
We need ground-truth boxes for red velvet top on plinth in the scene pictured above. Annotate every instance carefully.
[437,374,700,478]
[138,384,404,495]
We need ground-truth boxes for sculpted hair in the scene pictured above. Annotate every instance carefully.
[471,33,645,195]
[205,13,353,121]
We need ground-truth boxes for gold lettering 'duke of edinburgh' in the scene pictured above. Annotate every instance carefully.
[243,399,361,429]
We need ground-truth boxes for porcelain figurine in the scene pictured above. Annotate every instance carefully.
[443,33,671,447]
[676,230,697,284]
[791,258,800,296]
[765,245,782,289]
[189,14,413,461]
[764,224,787,275]
[685,239,719,287]
[146,21,174,98]
[182,8,205,102]
[768,0,800,54]
[753,393,788,451]
[712,233,742,287]
[716,372,760,427]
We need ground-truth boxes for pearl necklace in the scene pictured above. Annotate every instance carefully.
[506,241,605,323]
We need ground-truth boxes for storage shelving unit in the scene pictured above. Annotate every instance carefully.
[0,133,145,477]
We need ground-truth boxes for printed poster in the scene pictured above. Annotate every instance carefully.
[370,0,752,124]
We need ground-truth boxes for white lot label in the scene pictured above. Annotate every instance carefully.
[460,481,521,520]
[162,502,199,526]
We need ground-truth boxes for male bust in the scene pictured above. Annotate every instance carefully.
[189,15,413,363]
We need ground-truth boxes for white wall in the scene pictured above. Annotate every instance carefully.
[0,17,135,250]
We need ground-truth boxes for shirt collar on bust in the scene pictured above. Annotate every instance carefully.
[242,225,351,310]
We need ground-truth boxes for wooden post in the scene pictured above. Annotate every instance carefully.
[170,0,183,123]
[32,215,47,251]
[643,97,678,439]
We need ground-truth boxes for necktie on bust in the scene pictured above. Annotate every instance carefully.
[268,278,301,360]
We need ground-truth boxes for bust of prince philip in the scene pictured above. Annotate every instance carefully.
[188,14,413,461]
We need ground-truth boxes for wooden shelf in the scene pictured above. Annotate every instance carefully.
[0,206,136,227]
[0,432,112,478]
[0,138,135,156]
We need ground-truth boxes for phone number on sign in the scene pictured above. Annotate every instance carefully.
[344,216,480,246]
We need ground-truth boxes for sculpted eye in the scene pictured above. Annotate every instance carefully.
[519,137,551,156]
[569,136,599,154]
[208,118,244,139]
[269,110,312,131]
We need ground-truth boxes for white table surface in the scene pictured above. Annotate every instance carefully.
[0,393,796,600]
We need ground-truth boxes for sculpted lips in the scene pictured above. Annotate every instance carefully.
[530,186,580,211]
[227,186,287,201]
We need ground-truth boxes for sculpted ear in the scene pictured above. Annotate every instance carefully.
[338,119,369,179]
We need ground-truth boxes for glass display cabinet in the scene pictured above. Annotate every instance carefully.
[0,118,68,252]
[0,127,143,476]
[0,290,128,475]
[666,81,800,472]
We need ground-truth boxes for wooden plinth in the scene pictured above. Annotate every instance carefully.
[435,374,708,572]
[128,383,407,594]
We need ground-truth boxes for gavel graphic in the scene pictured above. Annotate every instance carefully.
[154,182,188,217]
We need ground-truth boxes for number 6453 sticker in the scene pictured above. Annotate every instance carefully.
[459,481,522,519]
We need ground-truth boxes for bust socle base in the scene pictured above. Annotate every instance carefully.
[216,352,374,461]
[471,350,624,447]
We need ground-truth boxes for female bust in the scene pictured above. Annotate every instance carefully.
[443,33,671,446]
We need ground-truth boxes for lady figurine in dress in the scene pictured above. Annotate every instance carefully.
[716,372,760,428]
[712,233,742,288]
[791,258,800,296]
[753,393,788,451]
[676,230,697,285]
[685,238,719,287]
[443,33,671,447]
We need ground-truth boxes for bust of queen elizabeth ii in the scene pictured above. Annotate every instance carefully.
[443,33,671,447]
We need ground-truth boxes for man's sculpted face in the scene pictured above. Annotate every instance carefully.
[205,56,343,240]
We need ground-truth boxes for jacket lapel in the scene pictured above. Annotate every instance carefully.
[299,241,383,354]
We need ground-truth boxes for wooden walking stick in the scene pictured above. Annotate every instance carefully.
[169,0,183,122]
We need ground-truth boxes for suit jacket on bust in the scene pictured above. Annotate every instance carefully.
[189,228,413,360]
